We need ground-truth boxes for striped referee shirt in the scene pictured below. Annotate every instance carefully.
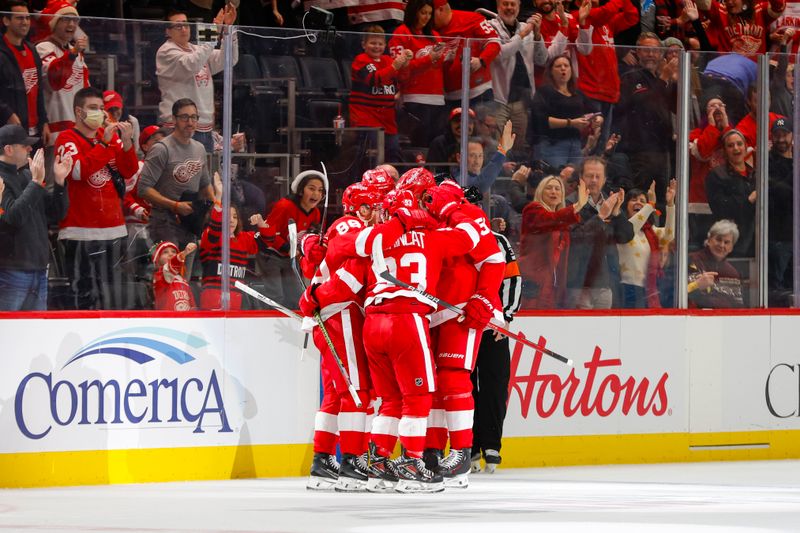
[494,232,522,322]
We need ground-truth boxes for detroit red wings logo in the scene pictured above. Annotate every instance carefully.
[22,68,38,94]
[195,65,211,88]
[173,159,203,183]
[88,166,113,189]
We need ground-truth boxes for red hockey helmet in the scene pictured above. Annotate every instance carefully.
[342,182,383,214]
[397,167,436,200]
[381,189,416,217]
[361,168,395,194]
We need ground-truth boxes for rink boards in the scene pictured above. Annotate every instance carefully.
[2,311,800,487]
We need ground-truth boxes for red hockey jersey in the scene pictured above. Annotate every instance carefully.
[153,253,195,311]
[262,197,321,257]
[703,0,784,57]
[388,25,446,106]
[303,214,366,283]
[56,127,139,240]
[437,10,501,100]
[350,52,400,134]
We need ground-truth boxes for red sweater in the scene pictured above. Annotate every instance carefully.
[350,52,400,134]
[262,197,321,256]
[153,254,195,311]
[519,202,580,309]
[388,25,445,106]
[438,10,501,100]
[56,127,139,240]
[703,0,785,57]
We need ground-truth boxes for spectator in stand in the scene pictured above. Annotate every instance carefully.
[705,129,755,257]
[348,0,407,33]
[767,117,793,306]
[35,0,87,147]
[433,0,501,106]
[199,173,273,310]
[56,86,139,309]
[350,25,412,167]
[454,121,514,193]
[617,180,676,308]
[122,125,169,283]
[488,0,549,153]
[390,0,446,148]
[735,84,783,155]
[103,91,141,158]
[689,95,732,204]
[258,170,325,309]
[575,0,638,143]
[156,5,238,153]
[519,175,588,308]
[615,32,678,205]
[428,106,475,174]
[0,1,49,142]
[688,219,744,308]
[152,241,197,311]
[531,0,592,89]
[531,54,601,169]
[566,156,634,308]
[507,163,534,214]
[0,126,70,310]
[138,98,215,253]
[697,0,785,57]
[769,0,799,56]
[769,30,795,118]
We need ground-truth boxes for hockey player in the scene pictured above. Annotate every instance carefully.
[417,179,506,489]
[152,241,196,311]
[300,180,384,492]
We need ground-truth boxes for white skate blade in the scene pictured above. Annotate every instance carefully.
[444,472,469,488]
[334,476,367,492]
[306,475,337,491]
[484,463,497,474]
[470,460,481,474]
[395,479,445,494]
[366,477,396,493]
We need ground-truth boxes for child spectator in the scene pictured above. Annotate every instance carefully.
[199,173,272,310]
[152,241,196,311]
[350,25,412,165]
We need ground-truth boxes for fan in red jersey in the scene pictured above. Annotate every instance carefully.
[152,241,196,311]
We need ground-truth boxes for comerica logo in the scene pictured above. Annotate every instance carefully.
[14,327,232,440]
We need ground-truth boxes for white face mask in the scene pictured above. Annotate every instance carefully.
[82,108,105,129]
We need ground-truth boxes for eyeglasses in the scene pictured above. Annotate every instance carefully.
[168,22,190,30]
[175,114,200,122]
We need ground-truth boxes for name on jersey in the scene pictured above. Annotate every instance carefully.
[392,230,425,249]
[217,263,247,279]
[371,84,397,96]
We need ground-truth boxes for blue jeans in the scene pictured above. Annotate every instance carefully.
[0,268,48,311]
[533,137,583,170]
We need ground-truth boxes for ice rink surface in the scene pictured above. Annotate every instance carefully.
[2,460,800,533]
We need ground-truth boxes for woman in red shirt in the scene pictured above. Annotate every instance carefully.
[518,175,587,309]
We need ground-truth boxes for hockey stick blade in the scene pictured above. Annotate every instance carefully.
[371,238,572,366]
[234,281,302,321]
[287,219,310,354]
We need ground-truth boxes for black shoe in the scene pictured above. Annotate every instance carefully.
[423,448,444,473]
[440,447,471,488]
[366,442,399,493]
[394,453,445,493]
[306,452,340,490]
[483,449,501,474]
[335,452,369,492]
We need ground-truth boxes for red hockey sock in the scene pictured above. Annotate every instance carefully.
[425,393,448,450]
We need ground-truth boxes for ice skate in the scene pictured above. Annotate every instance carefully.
[366,443,399,493]
[440,447,471,488]
[393,453,445,493]
[470,451,482,473]
[335,452,368,492]
[484,449,501,474]
[306,452,339,490]
[422,447,443,473]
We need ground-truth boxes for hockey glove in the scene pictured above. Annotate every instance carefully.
[300,232,327,265]
[394,207,437,231]
[299,284,321,317]
[458,294,494,331]
[423,183,464,222]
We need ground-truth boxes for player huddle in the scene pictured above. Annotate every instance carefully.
[296,166,505,494]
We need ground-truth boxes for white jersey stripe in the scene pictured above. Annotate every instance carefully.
[455,221,480,248]
[337,267,363,295]
[398,416,427,438]
[355,227,373,257]
[341,308,360,390]
[314,411,338,435]
[446,409,474,432]
[413,314,436,393]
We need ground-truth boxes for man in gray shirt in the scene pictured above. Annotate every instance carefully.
[138,98,215,248]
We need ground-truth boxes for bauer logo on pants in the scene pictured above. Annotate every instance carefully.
[14,327,232,440]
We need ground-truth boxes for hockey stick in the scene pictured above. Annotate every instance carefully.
[234,280,302,321]
[318,162,330,242]
[288,218,310,358]
[313,310,363,408]
[370,235,573,367]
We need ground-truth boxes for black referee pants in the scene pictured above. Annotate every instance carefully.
[471,330,511,455]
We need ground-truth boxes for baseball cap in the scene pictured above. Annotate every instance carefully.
[103,90,124,111]
[449,107,476,121]
[772,117,792,134]
[0,125,39,149]
[139,125,168,148]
